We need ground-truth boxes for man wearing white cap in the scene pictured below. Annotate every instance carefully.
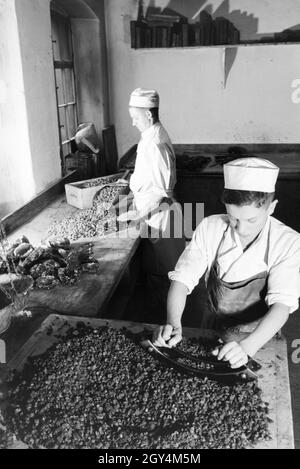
[119,88,185,320]
[153,157,300,367]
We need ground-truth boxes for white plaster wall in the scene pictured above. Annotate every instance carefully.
[15,0,61,193]
[0,0,36,216]
[105,0,300,156]
[0,0,61,217]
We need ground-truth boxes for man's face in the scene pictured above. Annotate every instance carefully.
[129,107,151,133]
[225,200,277,245]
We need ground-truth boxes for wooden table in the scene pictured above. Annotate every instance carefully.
[25,232,140,317]
[3,314,294,449]
[5,194,141,317]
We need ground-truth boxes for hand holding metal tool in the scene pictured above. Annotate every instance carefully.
[212,338,259,370]
[141,338,261,384]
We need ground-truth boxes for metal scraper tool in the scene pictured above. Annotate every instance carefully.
[141,339,261,384]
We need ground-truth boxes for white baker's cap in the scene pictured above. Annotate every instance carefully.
[129,88,159,108]
[224,157,279,193]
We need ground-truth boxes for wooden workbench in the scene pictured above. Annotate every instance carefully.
[5,194,141,317]
[25,233,140,317]
[1,193,141,360]
[3,314,294,449]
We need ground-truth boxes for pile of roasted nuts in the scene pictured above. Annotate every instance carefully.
[79,175,119,189]
[93,184,127,206]
[5,324,271,449]
[0,409,6,449]
[0,236,99,290]
[48,182,128,241]
[48,203,116,241]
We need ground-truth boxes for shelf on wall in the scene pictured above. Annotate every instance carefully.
[131,41,300,51]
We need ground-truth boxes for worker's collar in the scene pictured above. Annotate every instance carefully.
[217,216,271,277]
[220,215,271,255]
[141,121,161,139]
[232,215,271,252]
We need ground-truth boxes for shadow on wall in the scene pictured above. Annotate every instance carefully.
[144,0,300,42]
[164,0,300,42]
[155,0,207,20]
[272,23,300,43]
[212,0,259,42]
[146,0,260,41]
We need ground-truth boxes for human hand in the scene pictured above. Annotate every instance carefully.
[152,324,182,348]
[116,178,129,185]
[212,341,248,369]
[117,210,139,222]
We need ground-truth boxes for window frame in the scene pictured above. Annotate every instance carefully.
[51,7,78,175]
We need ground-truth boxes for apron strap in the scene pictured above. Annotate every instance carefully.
[206,225,229,314]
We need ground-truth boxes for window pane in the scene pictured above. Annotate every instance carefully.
[64,68,75,103]
[51,11,72,61]
[57,16,72,61]
[51,20,60,61]
[58,107,67,142]
[55,69,64,106]
[51,7,77,176]
[66,105,77,138]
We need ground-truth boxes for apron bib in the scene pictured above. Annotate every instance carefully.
[206,225,269,330]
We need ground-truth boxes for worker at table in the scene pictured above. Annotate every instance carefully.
[153,157,300,368]
[118,88,185,320]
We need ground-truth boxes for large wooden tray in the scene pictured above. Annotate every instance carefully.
[5,314,294,449]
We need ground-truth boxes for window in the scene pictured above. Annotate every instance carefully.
[51,8,78,173]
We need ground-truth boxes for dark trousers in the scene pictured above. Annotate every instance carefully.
[141,232,186,324]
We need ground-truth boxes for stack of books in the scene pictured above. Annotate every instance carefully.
[130,8,189,48]
[130,8,240,48]
[191,12,240,46]
[213,17,240,45]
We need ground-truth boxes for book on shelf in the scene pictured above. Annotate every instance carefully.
[130,20,136,48]
[130,13,240,48]
[145,27,152,48]
[182,23,189,47]
[161,27,169,48]
[147,13,185,23]
[146,6,188,24]
[213,17,240,45]
[136,21,147,48]
[214,17,230,45]
[228,25,240,44]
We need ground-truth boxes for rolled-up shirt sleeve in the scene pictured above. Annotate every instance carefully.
[168,218,209,294]
[266,240,300,313]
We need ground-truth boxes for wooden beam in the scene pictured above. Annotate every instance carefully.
[1,171,80,236]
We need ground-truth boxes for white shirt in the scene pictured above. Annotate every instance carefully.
[130,122,177,230]
[169,214,300,313]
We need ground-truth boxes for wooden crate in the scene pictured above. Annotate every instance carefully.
[65,172,124,209]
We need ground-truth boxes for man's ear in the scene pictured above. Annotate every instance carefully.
[146,110,152,120]
[268,199,278,216]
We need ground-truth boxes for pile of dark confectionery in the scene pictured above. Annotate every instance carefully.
[3,323,271,449]
[0,235,100,290]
